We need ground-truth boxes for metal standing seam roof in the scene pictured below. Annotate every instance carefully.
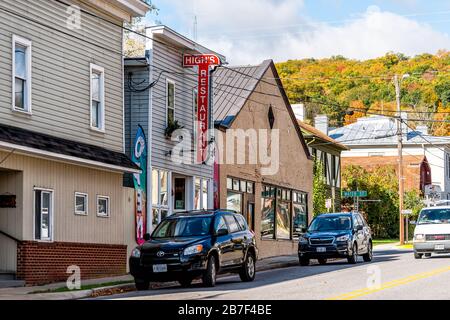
[329,116,450,147]
[213,60,272,128]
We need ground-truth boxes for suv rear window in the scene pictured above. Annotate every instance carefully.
[224,215,240,233]
[235,214,248,231]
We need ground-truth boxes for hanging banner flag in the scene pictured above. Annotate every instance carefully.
[183,54,221,163]
[132,125,147,245]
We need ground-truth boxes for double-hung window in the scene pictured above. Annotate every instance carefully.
[90,64,105,131]
[34,189,53,241]
[12,35,32,113]
[166,80,175,126]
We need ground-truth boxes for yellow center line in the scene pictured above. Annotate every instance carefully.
[326,265,450,300]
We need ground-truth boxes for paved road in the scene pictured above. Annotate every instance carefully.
[101,246,450,300]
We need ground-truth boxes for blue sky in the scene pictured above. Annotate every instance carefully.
[144,0,450,64]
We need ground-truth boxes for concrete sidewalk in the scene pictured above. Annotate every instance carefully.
[0,255,299,300]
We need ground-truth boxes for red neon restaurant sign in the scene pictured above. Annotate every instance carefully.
[183,54,221,163]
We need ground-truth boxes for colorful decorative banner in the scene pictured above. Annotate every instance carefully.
[183,54,221,163]
[132,125,147,245]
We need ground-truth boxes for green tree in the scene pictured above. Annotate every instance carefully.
[313,159,327,217]
[124,2,159,57]
[342,165,400,238]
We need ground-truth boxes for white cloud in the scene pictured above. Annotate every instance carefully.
[159,2,450,65]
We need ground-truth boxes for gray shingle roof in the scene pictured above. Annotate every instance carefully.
[329,116,450,147]
[0,123,139,171]
[213,60,272,128]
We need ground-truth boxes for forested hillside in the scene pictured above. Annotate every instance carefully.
[276,51,450,135]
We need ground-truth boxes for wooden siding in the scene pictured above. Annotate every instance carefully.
[0,150,134,245]
[0,0,124,152]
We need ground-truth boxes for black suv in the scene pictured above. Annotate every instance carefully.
[298,212,373,266]
[130,210,258,290]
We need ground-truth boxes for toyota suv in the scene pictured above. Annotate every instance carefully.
[413,205,450,259]
[298,212,373,266]
[129,210,258,290]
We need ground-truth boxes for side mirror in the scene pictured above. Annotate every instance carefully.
[409,220,417,225]
[216,229,229,237]
[143,233,151,241]
[356,225,363,231]
[301,227,308,234]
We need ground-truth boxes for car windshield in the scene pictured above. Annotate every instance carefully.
[309,215,352,232]
[152,217,212,238]
[418,209,450,225]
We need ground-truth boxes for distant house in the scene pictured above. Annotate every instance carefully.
[329,115,450,199]
[214,60,313,259]
[292,106,349,212]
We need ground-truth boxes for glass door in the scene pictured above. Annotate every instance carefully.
[174,177,186,212]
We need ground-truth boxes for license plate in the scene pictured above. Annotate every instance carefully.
[317,247,326,253]
[435,244,445,251]
[152,264,167,273]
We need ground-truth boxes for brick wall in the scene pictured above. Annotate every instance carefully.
[342,155,423,192]
[17,241,127,286]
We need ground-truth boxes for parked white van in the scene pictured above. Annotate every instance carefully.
[412,205,450,259]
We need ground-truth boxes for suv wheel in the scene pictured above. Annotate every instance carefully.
[347,243,358,264]
[239,253,256,282]
[318,258,327,265]
[414,251,423,259]
[363,242,373,262]
[299,256,310,266]
[135,279,150,291]
[202,255,217,287]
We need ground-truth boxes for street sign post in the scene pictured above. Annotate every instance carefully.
[342,191,368,212]
[343,191,368,198]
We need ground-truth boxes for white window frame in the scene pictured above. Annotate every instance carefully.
[194,177,211,210]
[151,169,171,229]
[96,195,110,218]
[33,188,54,242]
[12,35,32,114]
[90,63,105,132]
[166,79,176,126]
[74,192,88,216]
[447,153,450,179]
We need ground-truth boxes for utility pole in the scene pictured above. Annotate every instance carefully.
[394,74,406,245]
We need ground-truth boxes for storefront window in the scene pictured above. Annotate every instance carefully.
[194,177,210,210]
[227,192,242,213]
[152,169,170,231]
[261,185,308,241]
[261,186,275,239]
[277,188,291,240]
[160,171,168,206]
[152,170,158,206]
[293,192,308,239]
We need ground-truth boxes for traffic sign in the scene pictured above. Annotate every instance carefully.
[401,209,413,215]
[342,191,368,198]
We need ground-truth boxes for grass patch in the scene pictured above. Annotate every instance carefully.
[372,239,398,246]
[30,280,133,294]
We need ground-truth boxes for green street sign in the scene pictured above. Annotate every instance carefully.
[343,191,368,198]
